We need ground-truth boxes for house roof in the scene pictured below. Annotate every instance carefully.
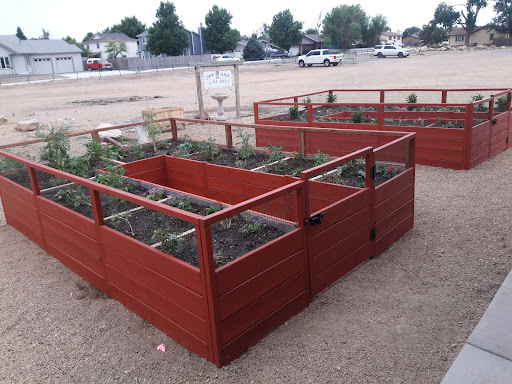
[136,31,149,38]
[381,31,402,37]
[0,35,82,54]
[404,34,420,40]
[85,33,137,43]
[449,26,491,36]
[302,34,324,44]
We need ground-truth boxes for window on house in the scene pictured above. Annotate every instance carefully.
[490,33,494,40]
[141,37,147,44]
[0,57,10,68]
[455,35,464,42]
[87,44,90,49]
[96,43,99,49]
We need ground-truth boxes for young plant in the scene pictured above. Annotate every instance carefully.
[110,211,135,236]
[199,138,220,160]
[310,150,329,166]
[495,96,507,112]
[130,143,145,160]
[234,128,256,160]
[166,193,192,211]
[406,93,417,104]
[289,105,299,120]
[104,145,125,160]
[174,135,196,157]
[327,93,337,103]
[54,187,91,209]
[472,94,486,112]
[156,139,168,150]
[293,151,305,161]
[291,168,303,177]
[143,112,163,153]
[338,160,366,177]
[267,144,284,163]
[64,156,90,178]
[40,126,70,170]
[205,206,220,215]
[351,111,363,123]
[240,213,267,234]
[145,187,166,201]
[152,228,181,254]
[85,141,104,165]
[303,97,311,103]
[95,164,130,192]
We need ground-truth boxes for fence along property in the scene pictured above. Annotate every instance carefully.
[0,119,415,367]
[254,88,512,170]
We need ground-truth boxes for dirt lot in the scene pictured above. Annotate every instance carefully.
[1,49,512,383]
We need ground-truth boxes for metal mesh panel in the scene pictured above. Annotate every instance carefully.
[375,140,408,185]
[209,191,298,268]
[0,155,32,190]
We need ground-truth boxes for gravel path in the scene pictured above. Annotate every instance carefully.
[1,49,512,383]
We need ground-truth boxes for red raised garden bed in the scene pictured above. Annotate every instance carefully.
[0,122,415,367]
[254,88,512,170]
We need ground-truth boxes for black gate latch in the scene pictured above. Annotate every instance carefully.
[492,118,498,124]
[304,212,327,226]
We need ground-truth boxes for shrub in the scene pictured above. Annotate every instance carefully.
[243,37,264,60]
[351,111,363,123]
[289,105,299,120]
[327,93,337,103]
[40,126,70,170]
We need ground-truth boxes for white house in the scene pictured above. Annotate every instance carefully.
[0,35,83,75]
[379,31,403,45]
[83,33,138,59]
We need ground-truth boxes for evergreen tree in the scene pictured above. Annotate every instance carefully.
[146,1,189,56]
[16,27,27,40]
[269,9,304,51]
[243,37,264,60]
[204,5,241,54]
[82,32,93,42]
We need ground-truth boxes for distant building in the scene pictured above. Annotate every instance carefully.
[448,27,507,46]
[403,34,421,46]
[380,31,403,45]
[0,35,83,75]
[83,33,138,59]
[137,26,208,58]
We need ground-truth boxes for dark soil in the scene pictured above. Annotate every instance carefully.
[189,148,269,169]
[262,157,321,177]
[121,141,184,162]
[68,95,163,106]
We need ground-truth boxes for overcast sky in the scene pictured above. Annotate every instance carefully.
[2,0,497,41]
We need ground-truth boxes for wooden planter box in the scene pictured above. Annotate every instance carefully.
[254,88,512,170]
[0,126,416,367]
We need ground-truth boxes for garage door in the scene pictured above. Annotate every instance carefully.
[55,57,74,73]
[32,58,53,74]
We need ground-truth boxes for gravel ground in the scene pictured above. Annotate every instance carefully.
[1,49,512,383]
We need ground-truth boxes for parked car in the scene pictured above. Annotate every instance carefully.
[214,55,240,62]
[373,45,410,58]
[86,58,113,71]
[269,50,288,58]
[297,49,343,67]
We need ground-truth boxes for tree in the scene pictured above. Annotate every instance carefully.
[490,0,512,36]
[323,4,367,49]
[103,16,146,39]
[457,0,488,45]
[204,5,241,54]
[243,37,264,60]
[269,9,304,51]
[39,28,50,39]
[434,3,460,30]
[305,28,317,34]
[362,14,389,47]
[63,36,91,57]
[82,32,93,42]
[146,1,189,56]
[16,27,27,40]
[104,39,127,58]
[419,20,448,45]
[403,26,421,38]
[313,11,323,34]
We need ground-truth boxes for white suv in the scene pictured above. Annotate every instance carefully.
[374,45,410,58]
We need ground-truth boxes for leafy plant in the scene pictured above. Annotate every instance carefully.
[143,112,163,153]
[291,168,303,177]
[472,94,486,112]
[199,138,220,160]
[145,187,166,201]
[104,145,125,160]
[64,156,90,178]
[130,143,145,160]
[351,111,363,123]
[289,105,299,120]
[267,144,284,163]
[205,206,220,215]
[109,211,134,236]
[85,141,104,165]
[496,96,508,112]
[337,160,365,177]
[156,139,168,150]
[376,164,400,181]
[40,126,70,170]
[240,213,267,234]
[54,187,91,209]
[152,228,181,254]
[310,150,328,166]
[220,217,233,229]
[166,193,192,211]
[327,93,337,103]
[406,93,417,110]
[174,135,196,157]
[303,97,311,103]
[235,128,256,160]
[96,164,130,192]
[234,159,247,169]
[293,152,305,161]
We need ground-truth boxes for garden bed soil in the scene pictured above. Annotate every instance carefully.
[121,140,185,162]
[262,157,322,177]
[188,147,269,169]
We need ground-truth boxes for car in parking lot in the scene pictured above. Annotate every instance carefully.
[269,50,288,58]
[214,55,240,62]
[373,45,410,58]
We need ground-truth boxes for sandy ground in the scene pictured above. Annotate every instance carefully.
[1,49,512,383]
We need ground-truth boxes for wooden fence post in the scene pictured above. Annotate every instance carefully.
[463,104,474,170]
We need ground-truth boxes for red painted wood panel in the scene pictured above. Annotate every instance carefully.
[310,207,370,255]
[311,243,371,298]
[308,182,362,214]
[375,184,414,223]
[375,169,414,205]
[106,264,207,341]
[104,246,205,318]
[416,147,465,163]
[207,165,287,190]
[311,225,370,277]
[101,227,202,294]
[416,137,464,151]
[37,196,96,238]
[221,291,308,366]
[0,190,42,242]
[0,176,35,204]
[107,282,210,360]
[218,250,305,321]
[122,156,165,173]
[376,214,414,255]
[128,168,167,186]
[220,271,306,345]
[44,242,107,292]
[375,199,414,240]
[40,213,104,276]
[216,229,304,295]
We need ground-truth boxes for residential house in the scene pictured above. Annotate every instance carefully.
[0,35,83,75]
[403,34,421,46]
[380,31,403,45]
[448,27,507,46]
[83,33,138,59]
[235,39,279,57]
[296,34,324,55]
[137,26,208,58]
